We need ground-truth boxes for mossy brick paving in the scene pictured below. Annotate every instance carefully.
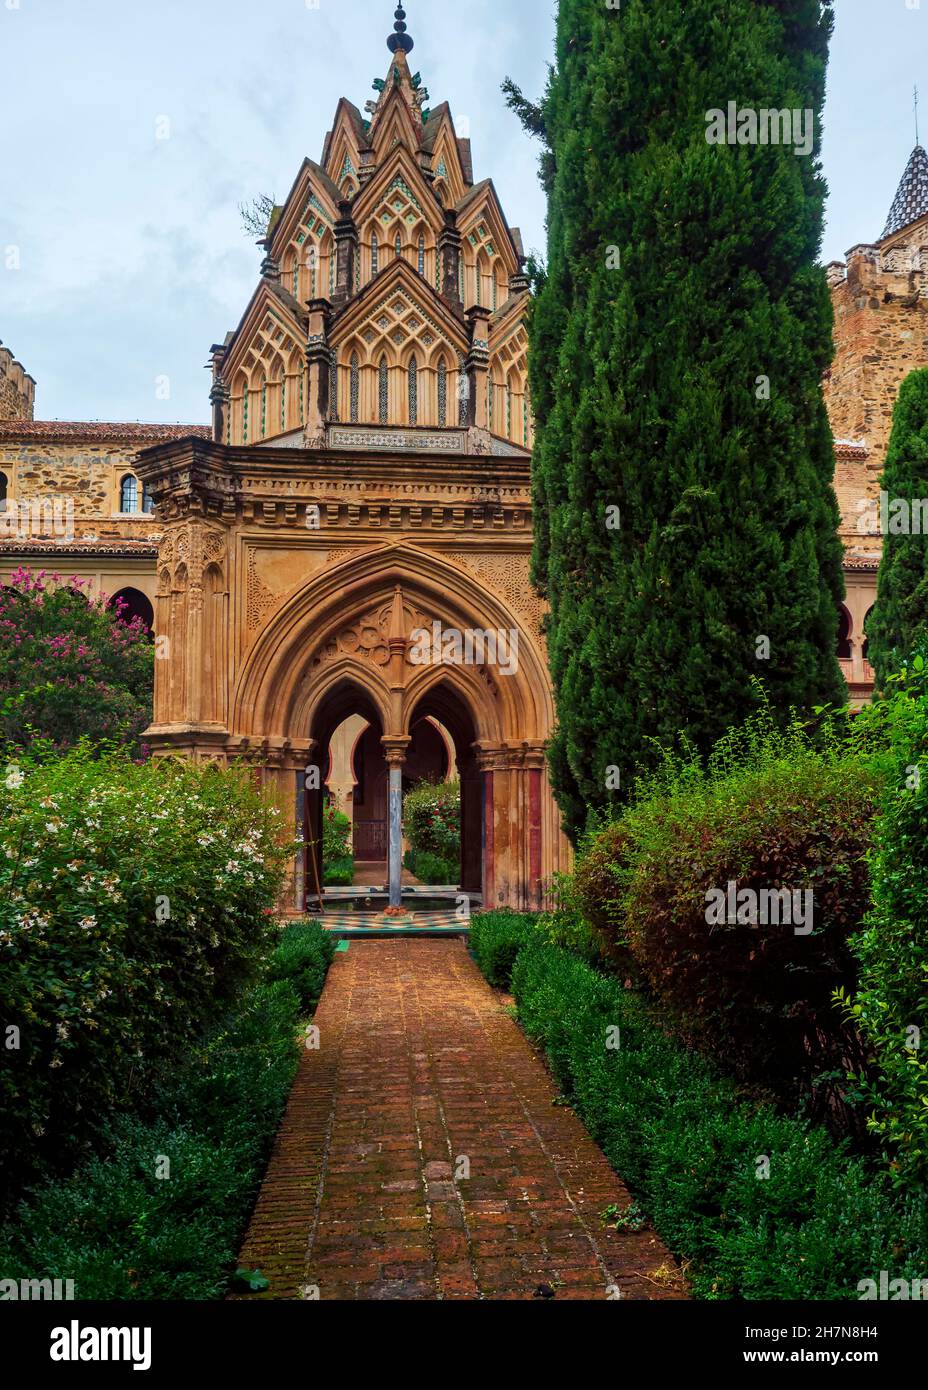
[233,939,686,1301]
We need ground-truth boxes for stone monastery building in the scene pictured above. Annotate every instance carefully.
[2,6,927,910]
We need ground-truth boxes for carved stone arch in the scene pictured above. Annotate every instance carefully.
[230,544,554,748]
[400,656,505,747]
[293,661,394,749]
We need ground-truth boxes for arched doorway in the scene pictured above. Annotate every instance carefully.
[111,587,154,634]
[305,680,384,901]
[407,680,482,895]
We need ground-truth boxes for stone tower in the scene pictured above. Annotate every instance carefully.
[824,142,928,701]
[0,341,35,421]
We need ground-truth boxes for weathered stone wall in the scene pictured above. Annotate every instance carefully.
[0,440,160,541]
[825,221,928,553]
[0,344,35,421]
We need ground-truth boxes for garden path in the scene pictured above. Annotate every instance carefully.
[234,939,686,1301]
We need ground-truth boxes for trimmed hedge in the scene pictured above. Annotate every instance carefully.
[504,938,928,1300]
[0,921,337,1299]
[841,661,928,1186]
[0,978,306,1299]
[469,910,536,988]
[268,918,337,1011]
[0,747,292,1203]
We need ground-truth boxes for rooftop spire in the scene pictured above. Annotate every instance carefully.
[881,142,928,240]
[387,4,414,55]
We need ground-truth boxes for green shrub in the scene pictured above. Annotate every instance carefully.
[404,780,461,862]
[268,919,336,1011]
[405,849,458,885]
[573,823,638,975]
[0,746,292,1201]
[321,803,353,886]
[840,660,928,1187]
[507,941,928,1299]
[576,710,886,1107]
[469,910,537,988]
[537,871,604,965]
[0,980,305,1299]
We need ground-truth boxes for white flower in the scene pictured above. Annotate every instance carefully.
[78,916,97,930]
[5,766,24,790]
[56,1023,69,1040]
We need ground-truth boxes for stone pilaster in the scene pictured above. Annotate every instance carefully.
[465,306,492,432]
[439,209,463,310]
[304,298,333,449]
[332,199,359,308]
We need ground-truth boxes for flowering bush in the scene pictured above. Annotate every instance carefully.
[0,568,153,753]
[404,779,460,860]
[0,745,293,1201]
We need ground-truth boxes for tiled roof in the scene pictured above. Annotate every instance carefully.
[0,539,160,556]
[844,555,880,572]
[0,421,210,443]
[882,144,928,240]
[834,439,869,459]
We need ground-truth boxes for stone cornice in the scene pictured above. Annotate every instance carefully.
[134,437,532,531]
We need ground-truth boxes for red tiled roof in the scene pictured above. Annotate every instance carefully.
[0,421,210,443]
[834,440,869,459]
[0,538,160,555]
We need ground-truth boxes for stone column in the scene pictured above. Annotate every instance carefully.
[208,344,229,443]
[382,739,411,910]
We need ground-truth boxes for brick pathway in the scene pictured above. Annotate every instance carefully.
[234,939,686,1301]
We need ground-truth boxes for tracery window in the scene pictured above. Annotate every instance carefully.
[350,352,360,423]
[408,356,418,426]
[437,360,447,428]
[379,356,389,425]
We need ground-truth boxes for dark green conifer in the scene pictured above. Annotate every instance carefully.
[866,368,928,686]
[511,0,846,838]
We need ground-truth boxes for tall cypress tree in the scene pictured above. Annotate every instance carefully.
[866,368,928,688]
[516,0,846,840]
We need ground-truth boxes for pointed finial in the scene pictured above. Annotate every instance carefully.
[388,585,406,645]
[916,84,920,147]
[387,4,414,55]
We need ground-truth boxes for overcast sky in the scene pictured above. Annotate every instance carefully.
[1,0,925,424]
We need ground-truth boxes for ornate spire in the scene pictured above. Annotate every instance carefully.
[881,143,928,240]
[387,4,414,55]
